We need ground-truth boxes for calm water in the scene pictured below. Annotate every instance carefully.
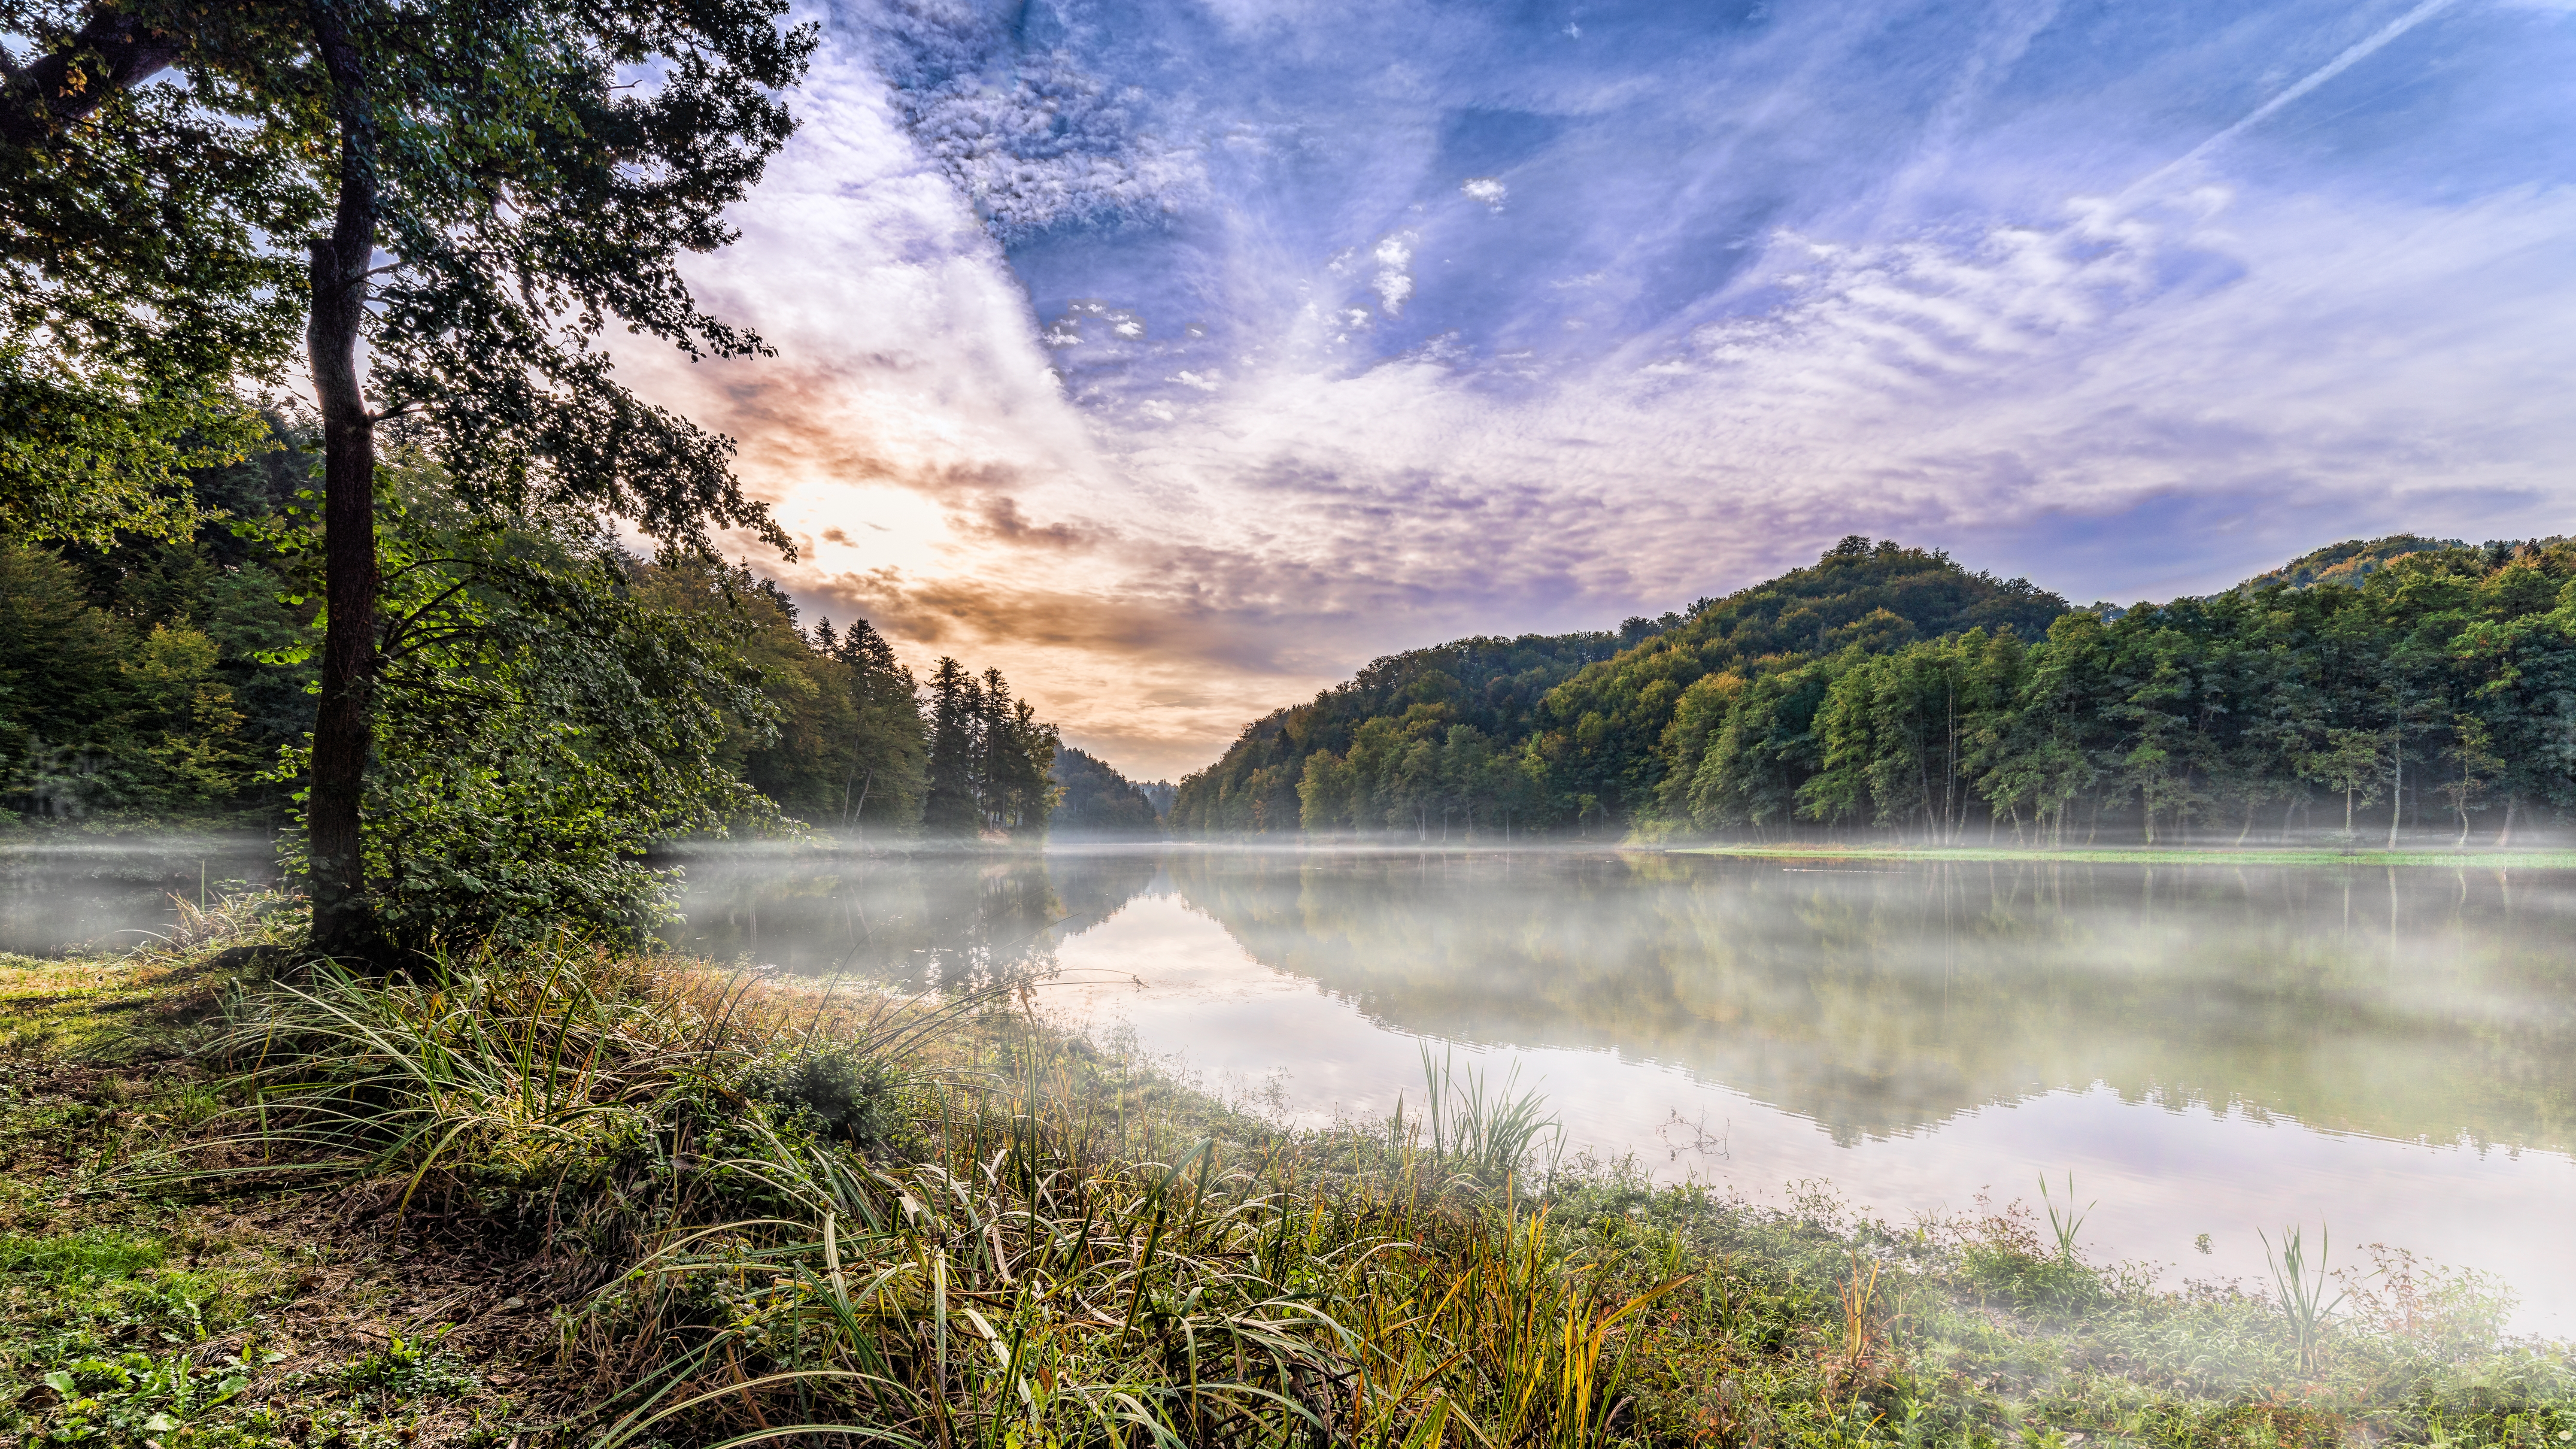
[0,839,277,957]
[16,842,2573,1330]
[668,846,2576,1332]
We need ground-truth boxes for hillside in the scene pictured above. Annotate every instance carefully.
[1049,745,1166,837]
[2233,534,2467,592]
[1173,533,2576,844]
[1171,538,2066,836]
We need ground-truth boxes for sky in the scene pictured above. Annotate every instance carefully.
[616,0,2576,781]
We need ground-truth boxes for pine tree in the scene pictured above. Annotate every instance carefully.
[922,657,980,835]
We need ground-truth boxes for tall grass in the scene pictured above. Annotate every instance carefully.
[2263,1223,2347,1374]
[2037,1173,2092,1266]
[583,1038,1674,1449]
[1415,1044,1565,1188]
[89,935,2576,1449]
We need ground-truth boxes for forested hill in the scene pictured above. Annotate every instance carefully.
[1170,539,2066,836]
[1171,533,2576,844]
[1049,746,1167,837]
[2232,534,2466,593]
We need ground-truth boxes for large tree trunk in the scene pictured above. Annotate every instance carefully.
[305,4,383,961]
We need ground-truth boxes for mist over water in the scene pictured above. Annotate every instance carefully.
[18,840,2573,1329]
[664,844,2576,1331]
[0,838,277,957]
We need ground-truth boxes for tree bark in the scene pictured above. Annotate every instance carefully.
[2386,733,2402,850]
[305,1,382,961]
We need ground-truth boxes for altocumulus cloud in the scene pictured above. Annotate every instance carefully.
[623,0,2576,779]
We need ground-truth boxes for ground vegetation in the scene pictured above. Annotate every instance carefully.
[1,906,2570,1448]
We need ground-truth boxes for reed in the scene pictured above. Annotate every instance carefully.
[2263,1223,2347,1374]
[1418,1043,1564,1187]
[2038,1172,2092,1266]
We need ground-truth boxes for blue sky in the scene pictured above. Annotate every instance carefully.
[630,0,2576,777]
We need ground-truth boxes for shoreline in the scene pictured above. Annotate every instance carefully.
[1675,843,2576,867]
[5,918,2574,1446]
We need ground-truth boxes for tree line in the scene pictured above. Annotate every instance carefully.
[0,429,1080,942]
[1049,746,1170,838]
[1172,535,2576,845]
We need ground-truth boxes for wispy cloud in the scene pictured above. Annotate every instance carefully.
[614,0,2576,778]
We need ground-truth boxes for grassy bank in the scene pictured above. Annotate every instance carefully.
[1676,844,2576,868]
[3,903,2572,1449]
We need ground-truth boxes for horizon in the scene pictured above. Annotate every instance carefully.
[619,0,2576,782]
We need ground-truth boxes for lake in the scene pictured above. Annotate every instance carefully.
[666,845,2576,1332]
[13,840,2573,1330]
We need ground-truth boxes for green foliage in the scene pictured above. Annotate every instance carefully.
[259,468,789,949]
[1181,533,2576,843]
[0,342,255,550]
[1174,628,1619,836]
[2237,533,2471,592]
[1048,744,1166,837]
[739,609,929,832]
[756,1045,905,1152]
[0,438,979,935]
[4,0,815,552]
[0,1230,164,1284]
[922,658,1058,837]
[0,0,319,550]
[340,1330,477,1406]
[5,0,822,956]
[0,525,311,824]
[25,1349,255,1449]
[1175,538,2066,838]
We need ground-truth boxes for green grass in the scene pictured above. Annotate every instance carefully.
[3,903,2573,1448]
[1678,843,2576,867]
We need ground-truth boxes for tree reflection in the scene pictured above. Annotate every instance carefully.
[1161,853,2576,1152]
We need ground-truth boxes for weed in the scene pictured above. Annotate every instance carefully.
[2038,1172,2092,1266]
[2266,1223,2349,1374]
[344,1328,480,1405]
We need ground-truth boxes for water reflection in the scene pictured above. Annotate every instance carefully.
[659,847,2576,1161]
[662,847,1161,994]
[1154,852,2576,1153]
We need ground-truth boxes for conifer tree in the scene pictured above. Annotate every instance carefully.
[923,657,981,835]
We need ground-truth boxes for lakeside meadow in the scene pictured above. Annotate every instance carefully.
[3,892,2573,1449]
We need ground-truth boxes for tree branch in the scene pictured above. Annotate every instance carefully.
[0,7,185,148]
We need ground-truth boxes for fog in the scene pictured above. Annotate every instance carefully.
[18,837,2573,1330]
[664,843,2576,1331]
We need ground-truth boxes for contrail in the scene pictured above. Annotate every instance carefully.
[2118,0,2458,203]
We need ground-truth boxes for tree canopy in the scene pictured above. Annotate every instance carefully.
[3,0,817,955]
[1173,534,2576,846]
